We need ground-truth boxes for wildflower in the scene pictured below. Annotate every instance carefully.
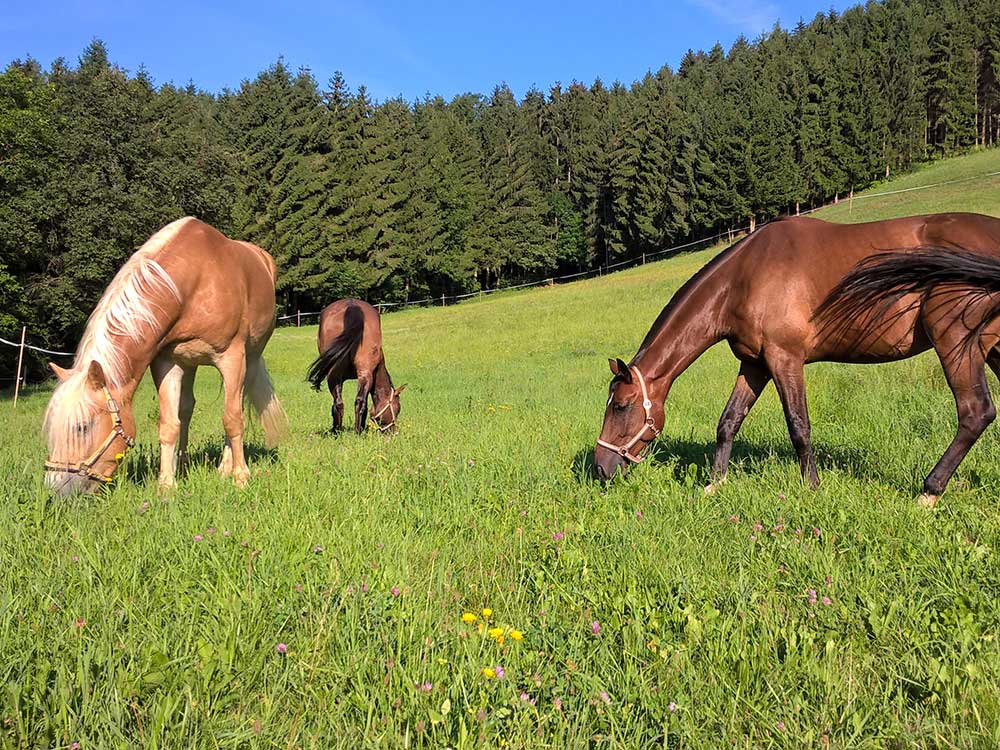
[70,555,79,563]
[635,510,643,520]
[294,583,303,593]
[223,530,232,537]
[416,681,433,692]
[488,626,505,642]
[750,534,757,542]
[74,618,86,629]
[773,523,785,533]
[807,589,818,605]
[752,522,763,532]
[519,509,527,517]
[462,612,478,624]
[519,692,536,705]
[70,744,80,750]
[668,701,677,713]
[554,697,563,711]
[552,531,565,541]
[276,642,288,655]
[599,690,611,705]
[729,514,739,524]
[495,665,506,679]
[482,667,496,679]
[794,528,803,536]
[777,721,786,731]
[313,545,324,553]
[508,628,524,641]
[482,607,493,618]
[138,501,150,514]
[361,581,369,593]
[193,534,203,542]
[822,596,833,606]
[824,575,832,586]
[812,527,821,538]
[207,527,216,535]
[391,587,401,597]
[591,620,601,635]
[468,459,476,467]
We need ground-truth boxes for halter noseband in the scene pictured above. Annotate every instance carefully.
[370,393,397,432]
[44,386,134,484]
[596,366,661,464]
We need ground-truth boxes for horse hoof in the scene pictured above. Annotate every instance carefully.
[917,492,940,508]
[704,483,716,495]
[232,471,250,488]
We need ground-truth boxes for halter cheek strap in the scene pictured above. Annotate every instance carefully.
[370,395,397,432]
[596,366,661,463]
[44,387,134,484]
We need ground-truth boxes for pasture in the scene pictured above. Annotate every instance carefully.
[4,149,1000,748]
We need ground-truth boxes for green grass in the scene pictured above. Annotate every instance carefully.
[4,150,1000,749]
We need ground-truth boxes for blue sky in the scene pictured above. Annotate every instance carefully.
[3,1,855,101]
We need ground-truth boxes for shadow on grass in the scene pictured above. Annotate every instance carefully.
[572,435,923,493]
[124,440,279,486]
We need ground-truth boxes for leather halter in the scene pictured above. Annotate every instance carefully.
[596,366,661,464]
[44,386,134,484]
[370,394,397,432]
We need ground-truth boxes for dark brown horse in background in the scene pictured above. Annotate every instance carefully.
[307,299,404,433]
[595,212,1000,506]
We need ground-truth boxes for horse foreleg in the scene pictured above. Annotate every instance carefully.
[920,348,995,507]
[708,360,771,492]
[216,353,250,487]
[768,351,819,488]
[355,370,372,434]
[152,357,184,488]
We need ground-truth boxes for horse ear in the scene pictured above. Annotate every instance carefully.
[85,360,107,390]
[610,358,632,383]
[394,384,407,395]
[49,362,71,382]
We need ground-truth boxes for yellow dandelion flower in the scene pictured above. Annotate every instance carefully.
[488,626,505,640]
[482,608,493,618]
[461,612,477,623]
[477,622,485,634]
[482,667,496,679]
[508,629,524,641]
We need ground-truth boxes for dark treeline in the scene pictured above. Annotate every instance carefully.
[2,0,1000,378]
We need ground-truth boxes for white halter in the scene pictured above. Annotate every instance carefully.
[596,366,660,463]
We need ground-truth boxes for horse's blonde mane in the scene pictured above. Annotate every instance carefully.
[44,218,189,457]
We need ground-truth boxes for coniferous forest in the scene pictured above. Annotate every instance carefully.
[2,0,1000,376]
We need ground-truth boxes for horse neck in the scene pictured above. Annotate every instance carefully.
[75,337,160,408]
[372,358,393,400]
[632,283,726,400]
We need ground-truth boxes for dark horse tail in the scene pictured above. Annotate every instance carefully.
[306,304,365,390]
[816,248,1000,347]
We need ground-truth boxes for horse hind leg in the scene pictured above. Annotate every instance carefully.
[919,343,995,507]
[767,349,820,488]
[216,352,250,487]
[328,378,345,433]
[355,370,373,434]
[707,360,771,492]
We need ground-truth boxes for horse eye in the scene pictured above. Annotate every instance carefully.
[612,402,629,413]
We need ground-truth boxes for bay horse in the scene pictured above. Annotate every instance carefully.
[594,212,1000,506]
[43,217,286,495]
[306,299,404,433]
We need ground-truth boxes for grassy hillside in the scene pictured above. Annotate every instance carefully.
[3,149,1000,748]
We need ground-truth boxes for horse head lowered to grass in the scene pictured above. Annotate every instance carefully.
[306,299,404,434]
[43,217,286,495]
[595,212,1000,506]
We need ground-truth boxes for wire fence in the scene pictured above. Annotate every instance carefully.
[7,165,1000,366]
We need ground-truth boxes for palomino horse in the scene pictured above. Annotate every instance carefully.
[594,212,1000,506]
[43,217,286,494]
[306,299,404,433]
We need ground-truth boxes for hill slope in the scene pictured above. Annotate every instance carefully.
[3,150,1000,746]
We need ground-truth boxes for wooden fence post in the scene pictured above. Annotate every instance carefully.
[13,325,26,408]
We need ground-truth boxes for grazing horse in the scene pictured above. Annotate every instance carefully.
[306,299,404,433]
[594,212,1000,506]
[43,217,286,495]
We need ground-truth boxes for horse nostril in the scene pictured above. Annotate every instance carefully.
[596,463,608,481]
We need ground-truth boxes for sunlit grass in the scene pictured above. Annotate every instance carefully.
[3,149,1000,748]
